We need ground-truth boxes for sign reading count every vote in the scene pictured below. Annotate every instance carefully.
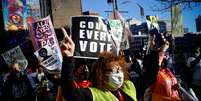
[71,16,117,59]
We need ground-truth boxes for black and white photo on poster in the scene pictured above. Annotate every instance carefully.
[34,46,62,73]
[1,46,28,70]
[29,15,62,73]
[71,15,117,59]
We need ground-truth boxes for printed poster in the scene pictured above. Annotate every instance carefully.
[1,46,28,70]
[71,15,117,59]
[109,20,123,54]
[108,10,131,50]
[29,16,62,73]
[2,0,34,31]
[34,46,61,73]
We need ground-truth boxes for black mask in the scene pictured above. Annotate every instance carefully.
[79,71,90,80]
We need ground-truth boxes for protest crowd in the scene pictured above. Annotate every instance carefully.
[0,3,200,101]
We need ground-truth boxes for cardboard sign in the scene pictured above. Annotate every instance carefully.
[71,16,117,59]
[29,16,62,73]
[1,46,28,71]
[109,19,123,53]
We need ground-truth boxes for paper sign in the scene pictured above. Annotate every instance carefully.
[146,15,159,30]
[34,46,62,72]
[109,20,123,53]
[1,46,28,71]
[71,15,117,59]
[108,10,131,50]
[29,16,62,73]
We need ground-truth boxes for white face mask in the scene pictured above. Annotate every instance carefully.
[105,67,124,90]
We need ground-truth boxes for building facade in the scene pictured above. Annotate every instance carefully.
[0,0,82,51]
[175,33,201,53]
[51,0,82,28]
[196,15,201,32]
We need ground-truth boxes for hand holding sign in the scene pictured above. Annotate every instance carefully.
[60,27,75,57]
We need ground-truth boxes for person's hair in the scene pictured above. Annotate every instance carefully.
[91,52,129,89]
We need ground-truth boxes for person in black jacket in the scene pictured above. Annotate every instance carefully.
[60,27,137,101]
[186,46,201,101]
[2,62,34,101]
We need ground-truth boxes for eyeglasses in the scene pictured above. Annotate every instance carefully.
[105,65,122,74]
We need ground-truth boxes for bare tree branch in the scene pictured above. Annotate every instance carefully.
[152,0,201,12]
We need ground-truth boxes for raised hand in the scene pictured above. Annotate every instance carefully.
[60,27,75,57]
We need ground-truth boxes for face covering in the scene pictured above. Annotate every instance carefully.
[79,71,90,80]
[105,68,124,90]
[77,65,90,80]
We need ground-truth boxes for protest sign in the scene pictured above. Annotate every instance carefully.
[146,15,159,31]
[109,19,123,54]
[34,46,61,73]
[71,15,117,59]
[108,10,131,50]
[29,15,62,73]
[129,35,148,51]
[146,15,164,53]
[1,46,28,71]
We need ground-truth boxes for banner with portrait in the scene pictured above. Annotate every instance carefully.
[29,15,62,73]
[34,46,61,73]
[1,46,28,70]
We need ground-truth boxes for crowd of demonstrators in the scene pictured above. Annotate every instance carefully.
[0,27,200,101]
[1,62,35,101]
[126,32,183,101]
[60,28,137,101]
[58,27,192,101]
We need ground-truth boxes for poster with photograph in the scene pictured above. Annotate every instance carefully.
[29,15,62,73]
[1,46,28,70]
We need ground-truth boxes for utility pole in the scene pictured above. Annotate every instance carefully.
[114,0,118,10]
[171,0,173,36]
